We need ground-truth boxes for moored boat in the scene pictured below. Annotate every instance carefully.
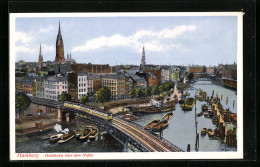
[161,112,173,120]
[50,134,63,142]
[79,128,92,141]
[201,104,208,112]
[181,97,195,111]
[207,129,214,137]
[58,132,75,144]
[201,128,207,136]
[124,113,138,121]
[75,129,85,139]
[212,117,218,125]
[152,120,169,132]
[204,112,209,117]
[144,119,160,130]
[214,127,221,137]
[89,127,99,141]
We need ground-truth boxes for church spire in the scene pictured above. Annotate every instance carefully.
[141,46,146,66]
[39,43,42,57]
[58,21,61,35]
[56,21,65,64]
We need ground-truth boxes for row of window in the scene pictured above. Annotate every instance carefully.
[45,81,67,84]
[79,89,86,93]
[45,85,67,89]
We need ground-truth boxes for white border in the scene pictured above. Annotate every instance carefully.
[9,12,243,160]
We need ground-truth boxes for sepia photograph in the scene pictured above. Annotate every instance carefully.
[9,12,243,160]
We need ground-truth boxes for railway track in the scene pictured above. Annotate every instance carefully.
[113,118,172,152]
[115,118,182,152]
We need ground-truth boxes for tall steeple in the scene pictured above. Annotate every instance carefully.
[37,43,43,73]
[55,21,65,64]
[141,46,146,66]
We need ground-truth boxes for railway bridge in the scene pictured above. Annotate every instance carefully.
[29,96,183,152]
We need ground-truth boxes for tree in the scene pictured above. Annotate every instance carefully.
[15,92,31,118]
[187,72,194,82]
[151,85,159,96]
[94,87,111,104]
[145,86,152,98]
[138,87,145,99]
[158,85,164,94]
[80,95,89,104]
[58,91,71,102]
[128,88,136,100]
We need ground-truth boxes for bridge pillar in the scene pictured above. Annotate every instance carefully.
[57,105,62,122]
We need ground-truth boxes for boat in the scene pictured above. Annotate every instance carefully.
[197,112,204,117]
[79,128,92,141]
[178,99,185,104]
[124,113,138,121]
[58,132,75,144]
[201,128,207,136]
[152,120,169,132]
[144,120,160,130]
[181,98,195,111]
[204,112,209,117]
[207,129,214,137]
[214,127,221,137]
[161,112,173,120]
[89,127,99,141]
[75,129,85,139]
[212,117,218,125]
[201,104,208,112]
[50,134,63,142]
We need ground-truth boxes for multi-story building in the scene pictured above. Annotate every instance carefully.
[86,74,101,95]
[20,74,36,95]
[222,63,237,89]
[188,65,205,73]
[92,75,101,93]
[117,77,127,99]
[77,73,88,100]
[161,69,170,83]
[68,72,78,102]
[101,75,118,99]
[44,74,68,101]
[130,75,146,89]
[35,75,45,98]
[206,66,217,74]
[71,63,115,74]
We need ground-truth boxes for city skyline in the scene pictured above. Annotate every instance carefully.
[15,16,237,66]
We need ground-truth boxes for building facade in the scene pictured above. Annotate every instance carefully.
[222,64,237,89]
[35,75,45,98]
[68,72,78,102]
[20,74,36,95]
[44,74,68,101]
[161,69,170,83]
[77,73,88,100]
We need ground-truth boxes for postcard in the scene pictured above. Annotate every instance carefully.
[9,12,243,160]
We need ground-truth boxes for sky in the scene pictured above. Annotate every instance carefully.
[15,16,238,66]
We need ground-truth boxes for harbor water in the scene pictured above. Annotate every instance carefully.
[16,81,237,152]
[133,80,237,152]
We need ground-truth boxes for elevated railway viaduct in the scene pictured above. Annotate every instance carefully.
[29,96,183,152]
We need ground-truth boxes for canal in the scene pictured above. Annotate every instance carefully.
[16,81,237,153]
[133,80,237,152]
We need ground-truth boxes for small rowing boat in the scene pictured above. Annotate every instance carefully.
[58,132,75,144]
[89,127,99,141]
[144,120,160,130]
